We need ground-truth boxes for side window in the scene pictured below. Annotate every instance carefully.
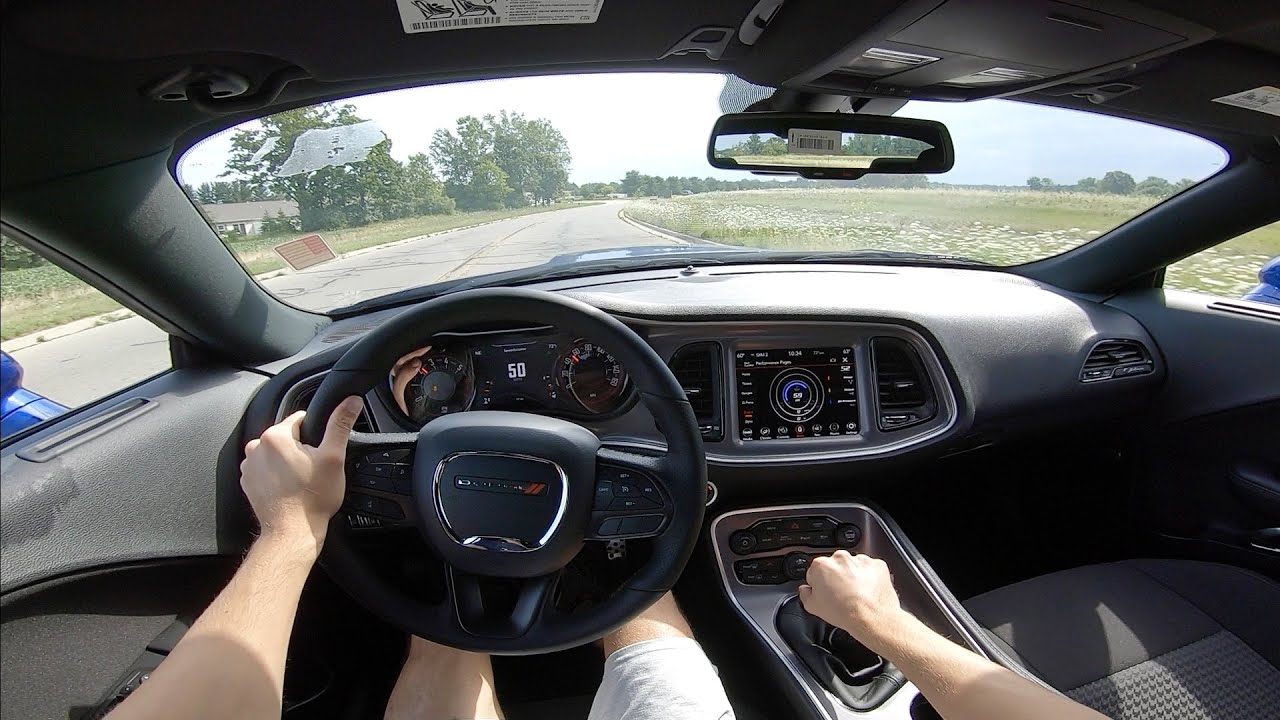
[1165,222,1279,304]
[1,234,169,440]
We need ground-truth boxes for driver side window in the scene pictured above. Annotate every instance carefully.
[1164,222,1279,304]
[1,233,169,440]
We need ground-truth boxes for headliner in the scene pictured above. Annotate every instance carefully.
[1,0,1277,192]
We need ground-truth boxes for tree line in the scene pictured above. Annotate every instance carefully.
[1027,171,1195,196]
[718,133,928,159]
[188,104,574,234]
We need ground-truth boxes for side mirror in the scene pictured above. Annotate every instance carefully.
[707,112,954,180]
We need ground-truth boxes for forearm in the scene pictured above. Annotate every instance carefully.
[855,610,1107,720]
[107,532,319,720]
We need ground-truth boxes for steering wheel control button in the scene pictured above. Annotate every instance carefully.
[835,523,862,548]
[597,517,623,536]
[608,497,646,512]
[619,515,663,535]
[593,479,614,510]
[347,493,404,520]
[729,530,759,554]
[783,552,813,581]
[352,473,395,493]
[734,556,784,584]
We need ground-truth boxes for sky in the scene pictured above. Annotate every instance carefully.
[180,73,1228,189]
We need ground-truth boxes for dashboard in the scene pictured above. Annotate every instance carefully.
[276,264,1164,468]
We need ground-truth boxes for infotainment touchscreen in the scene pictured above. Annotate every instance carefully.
[734,347,859,441]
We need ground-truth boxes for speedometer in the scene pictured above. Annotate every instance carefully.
[559,341,628,414]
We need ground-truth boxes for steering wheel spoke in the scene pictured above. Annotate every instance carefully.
[342,432,419,530]
[446,567,560,639]
[587,446,674,540]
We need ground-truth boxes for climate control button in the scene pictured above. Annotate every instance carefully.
[729,530,759,555]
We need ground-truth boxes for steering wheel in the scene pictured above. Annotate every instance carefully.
[300,288,706,654]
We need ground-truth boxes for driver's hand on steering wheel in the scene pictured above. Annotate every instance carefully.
[391,346,432,415]
[240,396,364,557]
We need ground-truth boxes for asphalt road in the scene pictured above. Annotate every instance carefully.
[11,202,674,407]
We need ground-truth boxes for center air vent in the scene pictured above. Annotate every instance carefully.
[871,338,936,431]
[291,382,374,433]
[668,343,724,441]
[1080,339,1153,382]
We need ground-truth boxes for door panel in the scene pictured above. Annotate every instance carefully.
[1,367,264,719]
[1,560,233,720]
[1108,289,1280,574]
[1,368,262,593]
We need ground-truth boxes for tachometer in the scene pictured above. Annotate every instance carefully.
[403,352,474,423]
[559,341,628,414]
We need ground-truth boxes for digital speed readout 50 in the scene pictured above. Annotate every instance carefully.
[735,347,859,441]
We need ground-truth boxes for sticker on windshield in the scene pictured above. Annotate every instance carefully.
[395,0,603,34]
[787,129,842,156]
[1211,86,1280,117]
[275,121,387,178]
[274,234,336,271]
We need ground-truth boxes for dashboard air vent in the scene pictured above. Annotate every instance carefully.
[871,338,936,431]
[668,342,723,441]
[291,382,374,433]
[1080,339,1153,383]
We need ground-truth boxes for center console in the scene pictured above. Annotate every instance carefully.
[710,504,985,719]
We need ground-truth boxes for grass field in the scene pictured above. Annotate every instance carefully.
[626,188,1278,296]
[1,203,587,341]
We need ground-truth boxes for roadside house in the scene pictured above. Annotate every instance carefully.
[200,200,299,236]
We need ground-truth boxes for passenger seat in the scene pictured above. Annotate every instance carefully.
[964,559,1280,720]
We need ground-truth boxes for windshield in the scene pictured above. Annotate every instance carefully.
[178,73,1227,312]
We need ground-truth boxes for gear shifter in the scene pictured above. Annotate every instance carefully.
[776,596,905,710]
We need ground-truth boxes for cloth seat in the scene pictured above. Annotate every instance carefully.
[964,559,1280,720]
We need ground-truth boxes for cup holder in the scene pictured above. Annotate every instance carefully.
[909,693,943,720]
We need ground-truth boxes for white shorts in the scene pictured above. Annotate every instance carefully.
[587,638,736,720]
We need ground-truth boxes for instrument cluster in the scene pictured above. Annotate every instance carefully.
[389,330,632,425]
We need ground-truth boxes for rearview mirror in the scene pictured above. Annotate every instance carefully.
[707,113,954,180]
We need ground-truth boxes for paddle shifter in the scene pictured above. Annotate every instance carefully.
[775,597,905,711]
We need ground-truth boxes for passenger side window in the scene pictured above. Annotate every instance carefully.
[1164,222,1279,304]
[1,233,169,440]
